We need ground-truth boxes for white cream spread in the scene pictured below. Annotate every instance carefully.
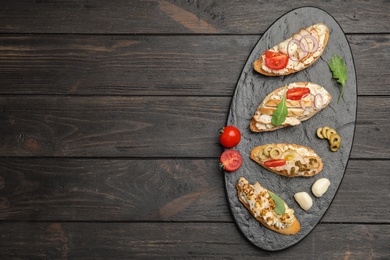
[261,23,328,75]
[237,177,295,229]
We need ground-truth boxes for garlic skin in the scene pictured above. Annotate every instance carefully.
[312,178,331,197]
[294,192,313,211]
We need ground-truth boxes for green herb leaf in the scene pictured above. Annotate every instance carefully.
[271,86,288,126]
[268,190,286,215]
[328,54,348,104]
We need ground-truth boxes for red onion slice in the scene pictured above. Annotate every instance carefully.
[299,35,319,53]
[287,39,304,62]
[288,28,320,62]
[300,93,315,111]
[314,94,324,109]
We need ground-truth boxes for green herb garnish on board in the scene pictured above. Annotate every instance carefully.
[268,191,286,215]
[328,54,348,104]
[271,85,288,126]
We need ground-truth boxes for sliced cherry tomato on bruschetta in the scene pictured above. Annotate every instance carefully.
[219,126,241,148]
[264,50,289,70]
[264,159,286,167]
[219,150,242,172]
[286,87,311,100]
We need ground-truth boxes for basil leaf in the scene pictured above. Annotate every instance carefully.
[268,191,286,215]
[328,54,348,103]
[271,86,288,126]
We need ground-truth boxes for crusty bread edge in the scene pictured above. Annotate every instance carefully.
[254,24,330,76]
[250,82,332,133]
[236,182,301,235]
[250,144,323,177]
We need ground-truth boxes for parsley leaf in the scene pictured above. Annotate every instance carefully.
[271,86,288,126]
[328,54,348,103]
[268,191,286,215]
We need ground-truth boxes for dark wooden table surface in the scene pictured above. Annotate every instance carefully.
[0,1,389,259]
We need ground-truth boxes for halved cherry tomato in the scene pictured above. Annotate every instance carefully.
[219,126,241,148]
[264,50,289,70]
[264,159,286,167]
[219,150,242,172]
[286,87,311,100]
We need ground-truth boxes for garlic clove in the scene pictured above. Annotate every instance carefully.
[312,178,331,197]
[294,192,313,211]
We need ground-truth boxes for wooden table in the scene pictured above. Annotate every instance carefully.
[0,1,389,258]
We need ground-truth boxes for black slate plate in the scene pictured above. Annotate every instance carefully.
[224,7,357,251]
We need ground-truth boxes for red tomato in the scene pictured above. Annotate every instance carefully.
[264,50,289,70]
[264,159,286,167]
[219,150,242,172]
[219,126,241,148]
[286,87,311,100]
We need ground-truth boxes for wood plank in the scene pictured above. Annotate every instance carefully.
[0,35,388,96]
[0,158,228,221]
[0,96,389,158]
[0,96,227,157]
[0,158,388,223]
[0,222,388,258]
[0,35,249,96]
[349,34,390,96]
[322,159,390,223]
[0,1,389,34]
[352,96,390,159]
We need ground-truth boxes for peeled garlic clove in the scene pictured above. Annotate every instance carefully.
[294,192,313,211]
[312,178,331,197]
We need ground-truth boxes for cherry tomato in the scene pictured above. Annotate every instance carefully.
[264,50,289,70]
[286,87,311,100]
[264,159,286,168]
[219,150,242,172]
[219,126,241,148]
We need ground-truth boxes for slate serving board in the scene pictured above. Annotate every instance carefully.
[224,7,357,251]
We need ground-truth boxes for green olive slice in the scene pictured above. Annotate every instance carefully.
[270,147,283,159]
[329,133,341,145]
[316,127,325,139]
[263,144,274,157]
[330,141,340,152]
[321,126,330,139]
[257,149,269,160]
[327,128,337,139]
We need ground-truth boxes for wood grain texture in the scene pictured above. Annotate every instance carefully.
[0,158,388,223]
[0,0,389,34]
[0,35,388,96]
[0,35,249,96]
[0,222,388,259]
[0,96,389,158]
[0,96,227,157]
[322,160,390,223]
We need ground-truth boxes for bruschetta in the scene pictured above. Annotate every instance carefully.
[250,143,323,177]
[250,82,332,132]
[254,23,329,76]
[236,177,300,235]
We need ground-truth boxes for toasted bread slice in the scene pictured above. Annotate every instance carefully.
[250,82,332,132]
[254,23,329,76]
[236,177,300,235]
[250,144,323,177]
